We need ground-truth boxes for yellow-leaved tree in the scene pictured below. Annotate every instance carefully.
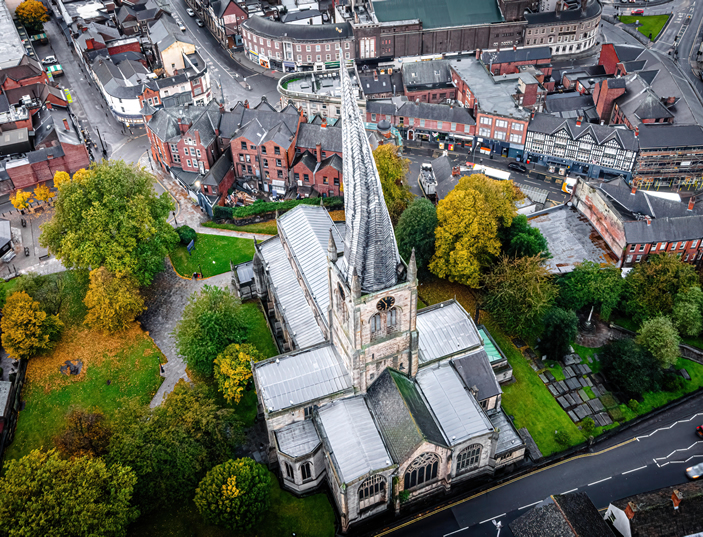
[372,144,413,226]
[15,0,49,33]
[10,190,32,211]
[53,171,71,191]
[213,343,264,404]
[34,184,53,204]
[429,174,519,288]
[83,267,145,333]
[72,168,91,183]
[1,291,63,359]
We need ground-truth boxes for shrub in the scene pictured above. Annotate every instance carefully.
[627,399,640,412]
[581,417,595,434]
[662,373,686,392]
[231,196,343,218]
[399,490,410,503]
[554,430,570,446]
[608,407,625,422]
[176,225,197,246]
[213,206,233,220]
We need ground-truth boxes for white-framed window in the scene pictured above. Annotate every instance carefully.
[306,45,311,52]
[325,44,330,51]
[266,39,271,47]
[275,42,279,49]
[512,122,524,131]
[692,240,699,248]
[259,37,263,45]
[186,159,191,167]
[297,55,302,61]
[196,149,201,157]
[451,122,456,131]
[345,42,350,49]
[326,54,331,61]
[480,117,492,125]
[420,119,425,127]
[510,133,522,143]
[495,130,506,140]
[276,52,281,59]
[636,255,642,262]
[296,44,301,51]
[316,55,321,61]
[479,128,491,137]
[316,45,320,51]
[345,52,350,59]
[495,119,508,128]
[307,55,312,62]
[437,121,443,130]
[672,242,678,250]
[659,243,666,250]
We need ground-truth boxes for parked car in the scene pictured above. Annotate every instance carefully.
[179,21,187,31]
[697,424,703,437]
[686,462,703,479]
[195,18,204,26]
[186,7,195,16]
[508,162,527,173]
[631,8,644,14]
[42,55,57,65]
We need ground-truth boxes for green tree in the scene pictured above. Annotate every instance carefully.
[13,273,65,315]
[173,285,249,376]
[105,381,241,513]
[15,0,49,33]
[395,197,437,276]
[55,409,112,459]
[430,175,519,288]
[83,267,145,333]
[484,255,558,338]
[39,160,178,287]
[623,254,699,323]
[636,315,680,368]
[194,458,271,531]
[500,214,549,258]
[600,338,662,397]
[672,287,703,338]
[1,291,63,359]
[214,343,264,404]
[0,449,138,537]
[558,261,623,320]
[176,225,197,246]
[372,145,413,225]
[540,307,579,361]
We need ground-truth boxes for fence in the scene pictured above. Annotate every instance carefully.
[609,323,703,365]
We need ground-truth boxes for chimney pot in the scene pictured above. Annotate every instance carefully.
[625,502,637,520]
[316,142,321,163]
[631,185,637,195]
[576,116,582,126]
[688,196,696,211]
[321,117,327,128]
[63,118,70,131]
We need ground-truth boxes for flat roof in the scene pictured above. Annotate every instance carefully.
[0,0,27,68]
[416,300,482,363]
[372,0,503,29]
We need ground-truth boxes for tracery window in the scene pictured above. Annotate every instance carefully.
[404,453,439,489]
[456,444,482,474]
[358,475,386,510]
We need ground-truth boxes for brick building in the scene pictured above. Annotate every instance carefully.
[401,60,455,104]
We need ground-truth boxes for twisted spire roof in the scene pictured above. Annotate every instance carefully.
[339,64,401,293]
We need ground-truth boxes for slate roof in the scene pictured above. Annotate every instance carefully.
[277,204,344,322]
[366,369,446,463]
[623,215,703,244]
[554,493,616,537]
[430,155,452,184]
[599,177,703,219]
[452,350,502,403]
[320,153,343,173]
[147,106,211,143]
[275,420,321,457]
[201,147,232,187]
[490,410,524,455]
[243,16,352,41]
[396,101,476,125]
[637,124,703,149]
[316,397,393,483]
[544,93,595,115]
[528,113,638,151]
[258,236,326,348]
[281,9,322,22]
[292,151,317,173]
[416,362,493,446]
[510,500,576,537]
[482,46,551,65]
[297,122,343,153]
[372,0,503,28]
[525,0,601,25]
[401,60,452,89]
[416,301,483,364]
[359,71,403,97]
[91,56,149,100]
[254,343,351,413]
[149,15,192,49]
[220,100,300,145]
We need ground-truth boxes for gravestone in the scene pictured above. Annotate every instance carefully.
[578,389,589,402]
[591,386,601,398]
[557,396,569,409]
[545,371,556,382]
[679,368,691,381]
[566,378,581,390]
[574,405,590,420]
[563,366,575,378]
[568,410,578,422]
[548,384,559,396]
[539,373,549,383]
[588,399,605,413]
[579,377,589,388]
[556,381,568,394]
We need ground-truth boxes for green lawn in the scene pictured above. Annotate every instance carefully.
[170,233,255,278]
[5,328,163,460]
[618,14,669,40]
[128,469,336,537]
[202,220,277,235]
[241,301,279,358]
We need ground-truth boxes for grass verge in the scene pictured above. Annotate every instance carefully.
[202,220,278,235]
[618,14,669,40]
[5,325,163,460]
[128,469,336,537]
[170,233,255,278]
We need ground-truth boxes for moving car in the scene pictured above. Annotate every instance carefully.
[631,8,644,14]
[508,162,527,173]
[42,55,57,65]
[686,462,703,479]
[195,18,204,26]
[186,7,195,16]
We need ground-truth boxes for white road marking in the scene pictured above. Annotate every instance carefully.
[519,500,543,510]
[479,514,506,524]
[622,465,647,475]
[588,477,612,486]
[561,488,578,494]
[443,527,469,536]
[636,412,703,440]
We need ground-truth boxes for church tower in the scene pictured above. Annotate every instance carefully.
[327,65,419,393]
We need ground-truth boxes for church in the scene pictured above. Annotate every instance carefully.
[232,65,526,532]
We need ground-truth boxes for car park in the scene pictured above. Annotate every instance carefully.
[186,7,195,16]
[686,462,703,480]
[42,55,57,65]
[195,18,204,26]
[507,162,527,173]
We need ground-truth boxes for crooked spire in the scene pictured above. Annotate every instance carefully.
[339,64,401,293]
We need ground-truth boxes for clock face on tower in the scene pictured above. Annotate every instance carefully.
[376,296,395,311]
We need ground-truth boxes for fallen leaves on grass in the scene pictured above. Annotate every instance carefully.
[26,323,148,393]
[327,210,345,221]
[417,278,481,319]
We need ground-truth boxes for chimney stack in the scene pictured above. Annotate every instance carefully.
[321,117,327,128]
[219,101,224,114]
[635,127,639,137]
[625,502,637,520]
[672,490,683,510]
[244,99,249,109]
[316,142,321,163]
[476,48,482,60]
[513,45,517,52]
[645,215,651,226]
[688,196,696,211]
[63,118,70,131]
[631,185,637,195]
[576,116,582,126]
[373,70,378,81]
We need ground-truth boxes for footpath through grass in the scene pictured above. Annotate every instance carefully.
[202,220,278,235]
[618,14,669,40]
[129,469,336,537]
[170,233,255,278]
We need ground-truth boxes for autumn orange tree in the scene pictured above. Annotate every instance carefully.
[1,291,63,359]
[15,0,49,33]
[430,174,519,288]
[213,343,264,404]
[83,267,145,333]
[55,409,112,459]
[10,189,32,211]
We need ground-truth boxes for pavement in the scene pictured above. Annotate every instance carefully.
[374,392,703,536]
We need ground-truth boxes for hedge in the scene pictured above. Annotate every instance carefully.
[176,225,197,246]
[214,197,344,220]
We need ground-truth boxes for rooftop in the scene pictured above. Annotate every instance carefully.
[452,350,502,403]
[449,58,531,120]
[275,419,321,457]
[490,409,524,456]
[0,0,26,68]
[401,60,452,89]
[528,113,638,152]
[528,205,616,273]
[416,300,482,364]
[243,15,352,41]
[371,0,503,29]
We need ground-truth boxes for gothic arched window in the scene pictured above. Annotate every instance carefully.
[358,475,386,510]
[370,313,382,339]
[456,444,482,474]
[404,453,439,490]
[386,308,398,333]
[300,462,312,481]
